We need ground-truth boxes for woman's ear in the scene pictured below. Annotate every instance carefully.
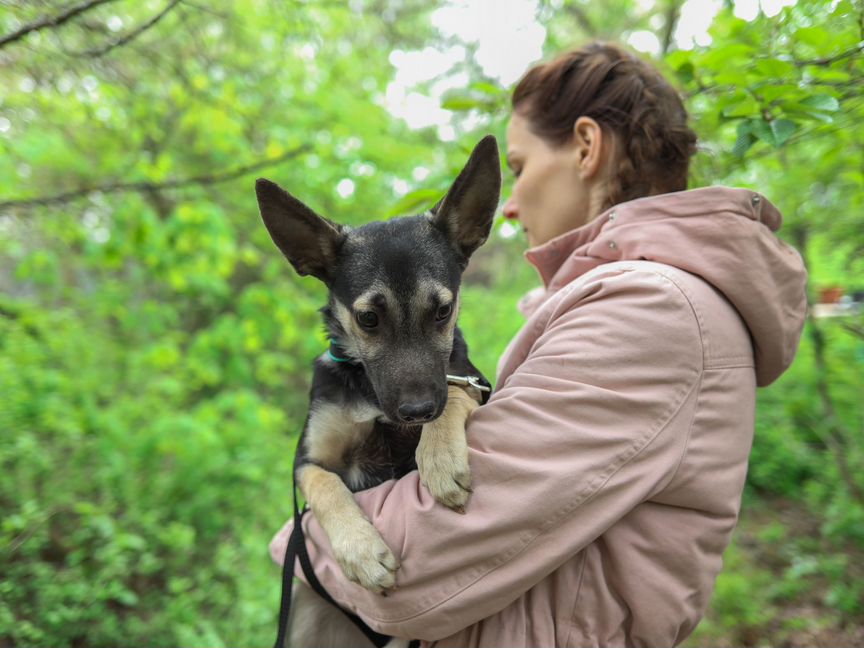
[572,116,606,180]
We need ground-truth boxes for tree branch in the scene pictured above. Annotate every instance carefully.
[839,320,864,340]
[564,3,596,37]
[73,0,183,58]
[0,0,121,50]
[794,43,864,67]
[660,0,682,56]
[0,145,311,211]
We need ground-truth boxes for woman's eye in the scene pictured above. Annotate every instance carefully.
[356,311,379,329]
[436,303,453,322]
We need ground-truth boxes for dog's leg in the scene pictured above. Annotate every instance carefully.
[416,385,479,513]
[297,463,399,593]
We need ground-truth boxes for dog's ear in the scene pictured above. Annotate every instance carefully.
[431,135,501,262]
[255,178,346,284]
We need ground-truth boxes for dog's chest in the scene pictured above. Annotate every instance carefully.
[303,402,421,492]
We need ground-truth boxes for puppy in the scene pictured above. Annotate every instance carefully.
[256,136,501,646]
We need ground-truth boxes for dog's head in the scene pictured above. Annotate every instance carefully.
[256,136,500,424]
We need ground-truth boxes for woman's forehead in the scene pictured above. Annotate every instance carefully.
[505,113,532,156]
[507,113,556,161]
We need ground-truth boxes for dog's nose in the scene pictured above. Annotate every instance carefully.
[397,400,436,423]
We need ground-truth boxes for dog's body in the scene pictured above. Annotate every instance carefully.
[256,137,501,647]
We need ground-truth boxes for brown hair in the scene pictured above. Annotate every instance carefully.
[512,42,697,210]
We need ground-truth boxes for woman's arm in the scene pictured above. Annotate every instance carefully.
[275,265,704,641]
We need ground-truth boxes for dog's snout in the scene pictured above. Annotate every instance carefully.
[397,400,436,423]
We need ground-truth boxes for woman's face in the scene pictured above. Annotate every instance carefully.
[503,112,603,248]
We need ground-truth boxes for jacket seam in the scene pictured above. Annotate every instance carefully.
[664,372,702,493]
[621,265,705,493]
[704,363,754,370]
[709,353,753,361]
[634,263,708,370]
[563,551,589,647]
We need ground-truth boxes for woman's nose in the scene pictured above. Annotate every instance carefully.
[503,197,518,220]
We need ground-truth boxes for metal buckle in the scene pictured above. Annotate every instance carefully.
[446,374,491,393]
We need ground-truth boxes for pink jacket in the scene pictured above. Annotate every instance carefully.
[270,186,808,647]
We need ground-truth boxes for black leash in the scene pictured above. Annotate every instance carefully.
[273,454,393,648]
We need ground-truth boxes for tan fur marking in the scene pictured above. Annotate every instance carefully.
[447,292,461,336]
[409,281,459,353]
[416,385,478,512]
[410,280,453,315]
[331,297,387,361]
[303,402,376,469]
[297,463,399,592]
[352,281,397,315]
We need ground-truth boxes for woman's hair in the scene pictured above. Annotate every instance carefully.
[512,42,697,210]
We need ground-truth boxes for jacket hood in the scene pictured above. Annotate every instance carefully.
[523,186,808,387]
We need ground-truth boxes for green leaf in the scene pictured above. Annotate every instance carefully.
[665,50,692,69]
[114,590,139,607]
[675,61,696,84]
[800,95,840,112]
[441,94,483,111]
[770,118,798,146]
[751,119,776,146]
[754,58,795,78]
[794,26,830,47]
[701,43,755,68]
[470,81,504,96]
[782,101,837,123]
[760,84,802,104]
[722,95,761,118]
[385,187,442,217]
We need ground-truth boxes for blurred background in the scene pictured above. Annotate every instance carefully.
[0,0,862,645]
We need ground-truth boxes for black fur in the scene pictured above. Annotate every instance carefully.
[296,327,490,493]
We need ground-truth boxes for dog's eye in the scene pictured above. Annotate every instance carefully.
[436,303,453,322]
[356,311,378,329]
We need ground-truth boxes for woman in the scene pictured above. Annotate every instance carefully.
[271,42,808,647]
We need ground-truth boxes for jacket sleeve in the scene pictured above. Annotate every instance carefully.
[284,266,704,640]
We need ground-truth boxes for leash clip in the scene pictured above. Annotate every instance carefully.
[446,374,491,393]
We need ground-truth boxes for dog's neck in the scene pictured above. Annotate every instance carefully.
[327,339,358,365]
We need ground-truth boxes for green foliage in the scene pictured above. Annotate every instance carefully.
[686,498,864,647]
[0,1,444,645]
[666,1,857,153]
[0,293,296,646]
[1,0,862,645]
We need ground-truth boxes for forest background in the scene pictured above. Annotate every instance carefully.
[1,0,862,646]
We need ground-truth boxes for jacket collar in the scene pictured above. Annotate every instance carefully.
[517,186,807,387]
[523,186,786,291]
[524,207,612,290]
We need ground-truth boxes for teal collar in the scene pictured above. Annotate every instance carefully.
[327,339,357,364]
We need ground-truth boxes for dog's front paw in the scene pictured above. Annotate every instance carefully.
[416,418,472,513]
[331,519,399,594]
